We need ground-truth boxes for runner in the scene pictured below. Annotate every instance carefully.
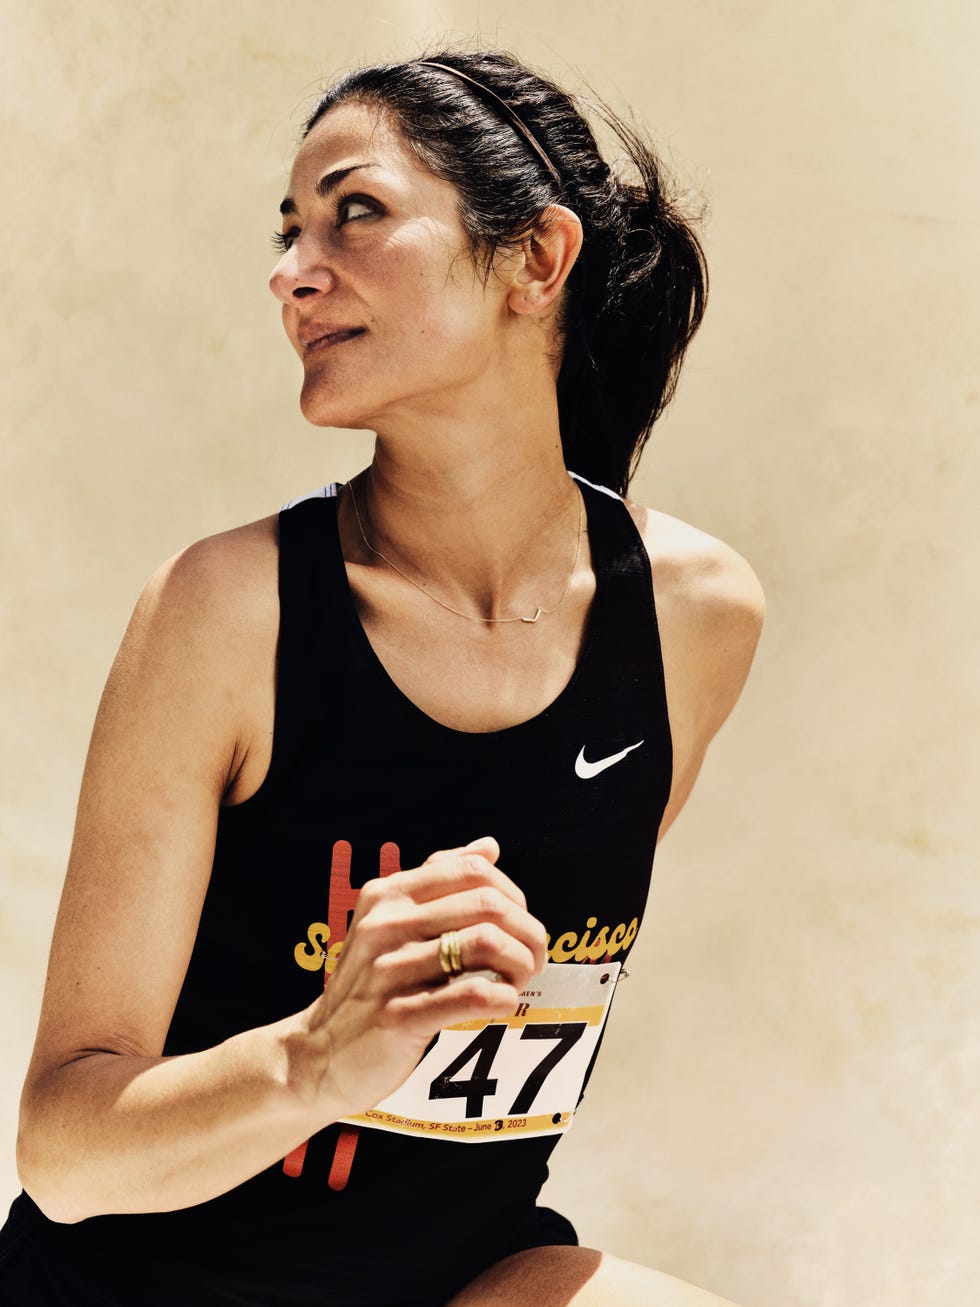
[0,47,764,1305]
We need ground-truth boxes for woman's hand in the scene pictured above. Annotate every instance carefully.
[295,836,548,1119]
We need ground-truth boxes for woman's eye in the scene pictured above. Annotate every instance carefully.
[270,196,376,253]
[271,227,299,254]
[336,194,377,226]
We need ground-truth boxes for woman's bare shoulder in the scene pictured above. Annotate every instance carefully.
[140,513,279,623]
[110,513,281,796]
[623,495,765,772]
[623,496,766,620]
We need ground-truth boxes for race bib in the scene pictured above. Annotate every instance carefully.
[339,961,622,1142]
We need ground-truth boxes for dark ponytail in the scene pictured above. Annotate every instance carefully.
[304,47,708,494]
[556,104,709,492]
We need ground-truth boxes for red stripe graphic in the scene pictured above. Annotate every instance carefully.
[283,840,401,1187]
[327,1124,360,1192]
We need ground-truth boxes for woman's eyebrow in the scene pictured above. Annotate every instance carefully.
[279,162,383,216]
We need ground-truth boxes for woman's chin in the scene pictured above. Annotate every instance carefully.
[299,386,371,431]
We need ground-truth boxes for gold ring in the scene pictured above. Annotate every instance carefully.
[438,930,464,977]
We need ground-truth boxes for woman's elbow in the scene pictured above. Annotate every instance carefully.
[16,1086,93,1225]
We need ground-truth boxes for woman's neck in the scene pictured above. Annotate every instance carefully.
[338,414,584,623]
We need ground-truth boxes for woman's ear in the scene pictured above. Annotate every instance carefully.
[506,205,583,316]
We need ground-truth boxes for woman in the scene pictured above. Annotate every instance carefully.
[0,48,764,1306]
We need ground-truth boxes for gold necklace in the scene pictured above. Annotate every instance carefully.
[346,476,584,624]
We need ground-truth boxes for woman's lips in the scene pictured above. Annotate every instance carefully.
[304,328,366,355]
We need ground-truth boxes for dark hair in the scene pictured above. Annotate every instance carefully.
[304,47,708,495]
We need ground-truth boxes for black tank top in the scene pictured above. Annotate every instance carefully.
[0,473,672,1306]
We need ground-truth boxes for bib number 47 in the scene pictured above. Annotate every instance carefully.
[429,1022,587,1119]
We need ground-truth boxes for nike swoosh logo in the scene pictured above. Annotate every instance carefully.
[575,740,644,779]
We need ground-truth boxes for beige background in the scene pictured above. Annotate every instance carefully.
[2,2,977,1304]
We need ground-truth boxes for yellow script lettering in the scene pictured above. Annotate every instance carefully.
[606,923,626,956]
[294,922,330,972]
[572,916,599,963]
[546,916,641,963]
[550,931,579,963]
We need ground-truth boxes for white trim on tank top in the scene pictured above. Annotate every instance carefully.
[281,471,619,513]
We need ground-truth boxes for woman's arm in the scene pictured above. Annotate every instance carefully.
[17,523,545,1224]
[15,524,327,1223]
[627,503,766,844]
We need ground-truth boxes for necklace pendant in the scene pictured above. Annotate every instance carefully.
[521,607,543,624]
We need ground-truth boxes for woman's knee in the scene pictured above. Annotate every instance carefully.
[445,1247,599,1306]
[445,1245,743,1307]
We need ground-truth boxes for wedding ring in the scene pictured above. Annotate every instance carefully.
[438,930,464,977]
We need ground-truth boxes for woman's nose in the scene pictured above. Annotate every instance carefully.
[268,241,336,305]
